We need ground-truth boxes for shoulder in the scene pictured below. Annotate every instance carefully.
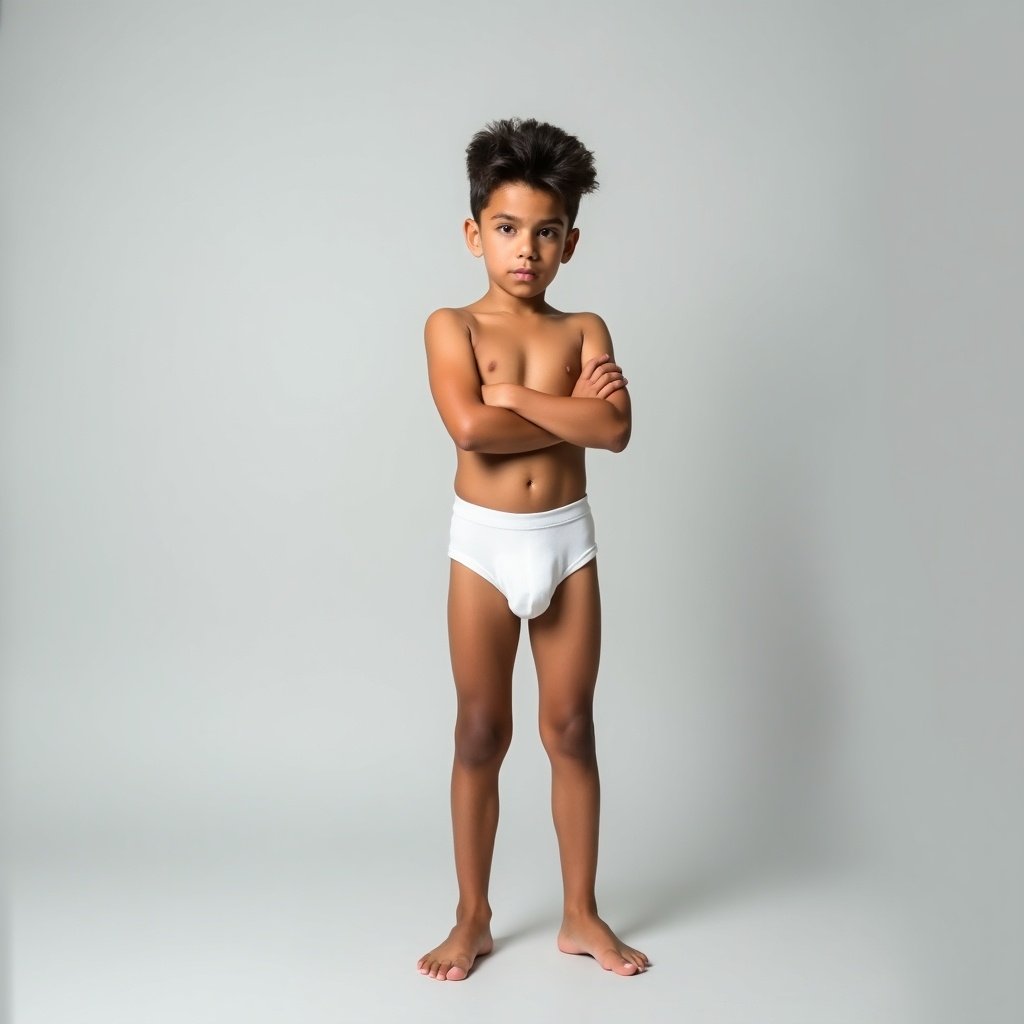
[572,311,616,357]
[424,307,474,345]
[572,310,610,330]
[571,310,613,340]
[425,306,472,331]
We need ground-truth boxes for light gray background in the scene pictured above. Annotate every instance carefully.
[1,2,1020,1022]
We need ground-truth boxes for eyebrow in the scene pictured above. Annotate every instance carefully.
[489,212,564,227]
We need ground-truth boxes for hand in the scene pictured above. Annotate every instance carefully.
[571,354,628,400]
[480,383,511,408]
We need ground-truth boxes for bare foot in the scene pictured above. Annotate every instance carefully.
[417,917,494,981]
[558,910,649,975]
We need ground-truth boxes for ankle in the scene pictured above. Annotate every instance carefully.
[456,901,493,924]
[562,899,599,920]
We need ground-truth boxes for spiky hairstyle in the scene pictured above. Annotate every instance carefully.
[466,117,599,230]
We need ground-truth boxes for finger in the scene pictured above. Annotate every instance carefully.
[591,359,620,374]
[593,368,624,387]
[598,379,627,399]
[581,354,610,377]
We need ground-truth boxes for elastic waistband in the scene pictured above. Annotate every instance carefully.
[452,493,591,530]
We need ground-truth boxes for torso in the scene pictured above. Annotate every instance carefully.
[453,304,587,513]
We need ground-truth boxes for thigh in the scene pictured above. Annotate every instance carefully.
[528,559,602,722]
[448,558,521,716]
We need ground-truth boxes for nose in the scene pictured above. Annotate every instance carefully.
[518,235,537,258]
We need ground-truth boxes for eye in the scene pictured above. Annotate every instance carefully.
[498,224,514,234]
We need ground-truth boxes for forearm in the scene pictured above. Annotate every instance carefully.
[503,386,628,452]
[461,406,565,454]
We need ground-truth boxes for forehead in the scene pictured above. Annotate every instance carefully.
[482,181,567,224]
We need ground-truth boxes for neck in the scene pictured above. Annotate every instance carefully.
[480,282,550,315]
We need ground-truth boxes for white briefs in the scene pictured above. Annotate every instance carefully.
[448,493,598,619]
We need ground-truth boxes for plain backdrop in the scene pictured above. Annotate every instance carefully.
[1,2,1020,1022]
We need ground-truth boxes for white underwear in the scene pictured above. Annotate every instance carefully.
[448,494,598,619]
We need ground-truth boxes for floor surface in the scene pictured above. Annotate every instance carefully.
[10,834,926,1024]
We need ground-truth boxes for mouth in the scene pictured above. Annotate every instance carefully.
[511,269,537,280]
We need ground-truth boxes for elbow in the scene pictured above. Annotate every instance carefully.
[453,416,478,452]
[607,421,631,454]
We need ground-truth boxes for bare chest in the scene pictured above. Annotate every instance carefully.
[470,322,583,398]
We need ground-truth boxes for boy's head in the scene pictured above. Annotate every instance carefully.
[465,117,599,232]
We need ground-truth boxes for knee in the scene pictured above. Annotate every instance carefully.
[540,709,595,764]
[454,711,512,769]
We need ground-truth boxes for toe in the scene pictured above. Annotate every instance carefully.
[446,961,469,981]
[599,948,638,974]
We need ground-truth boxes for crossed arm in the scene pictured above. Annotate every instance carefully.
[424,308,632,455]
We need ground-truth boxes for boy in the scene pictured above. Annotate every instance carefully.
[418,117,648,981]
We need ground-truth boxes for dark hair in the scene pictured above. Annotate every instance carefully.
[466,117,599,230]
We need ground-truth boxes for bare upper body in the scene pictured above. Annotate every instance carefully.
[424,301,631,513]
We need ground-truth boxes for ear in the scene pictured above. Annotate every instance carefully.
[464,217,483,257]
[560,226,580,264]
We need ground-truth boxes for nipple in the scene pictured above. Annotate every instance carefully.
[487,360,497,371]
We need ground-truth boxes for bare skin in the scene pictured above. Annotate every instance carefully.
[418,181,649,980]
